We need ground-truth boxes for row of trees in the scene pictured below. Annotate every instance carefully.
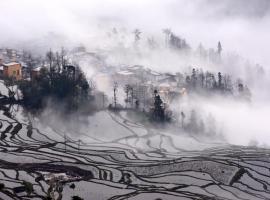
[17,50,94,112]
[185,68,233,92]
[150,89,217,135]
[110,27,223,62]
[109,68,251,136]
[163,29,190,51]
[184,68,251,100]
[109,82,171,122]
[179,110,217,135]
[123,84,150,109]
[110,83,217,135]
[110,82,146,110]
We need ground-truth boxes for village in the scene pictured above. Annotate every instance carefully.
[0,47,187,111]
[0,46,251,125]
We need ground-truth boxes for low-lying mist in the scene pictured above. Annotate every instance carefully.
[1,0,270,149]
[174,94,270,147]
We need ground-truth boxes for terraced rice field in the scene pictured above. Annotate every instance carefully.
[0,108,269,200]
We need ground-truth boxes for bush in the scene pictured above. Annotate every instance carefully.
[18,65,92,111]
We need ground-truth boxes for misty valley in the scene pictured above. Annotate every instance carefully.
[0,42,268,200]
[0,0,270,199]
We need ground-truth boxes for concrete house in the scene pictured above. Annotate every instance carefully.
[2,62,22,80]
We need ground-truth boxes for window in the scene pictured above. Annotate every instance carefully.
[17,70,19,75]
[13,71,16,75]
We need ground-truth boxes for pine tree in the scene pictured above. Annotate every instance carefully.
[152,90,165,121]
[162,28,171,47]
[124,84,130,108]
[217,41,222,55]
[113,82,118,108]
[133,29,141,43]
[181,111,185,128]
[191,68,197,88]
[218,72,223,90]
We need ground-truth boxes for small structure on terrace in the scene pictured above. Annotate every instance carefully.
[1,62,22,80]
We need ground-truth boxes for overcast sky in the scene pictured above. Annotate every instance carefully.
[0,0,270,66]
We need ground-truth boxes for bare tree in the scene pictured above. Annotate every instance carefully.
[217,41,222,55]
[124,84,130,108]
[181,111,185,128]
[46,49,55,73]
[60,47,67,68]
[113,82,118,108]
[130,86,134,107]
[162,28,171,47]
[26,53,35,80]
[55,52,61,73]
[133,29,141,44]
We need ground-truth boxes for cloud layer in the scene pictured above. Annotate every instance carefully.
[1,0,270,147]
[0,0,270,66]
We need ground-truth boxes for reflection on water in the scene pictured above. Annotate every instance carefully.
[0,105,269,200]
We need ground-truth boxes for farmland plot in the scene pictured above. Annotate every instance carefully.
[0,108,269,200]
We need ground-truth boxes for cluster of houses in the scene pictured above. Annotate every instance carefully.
[0,48,42,81]
[112,65,187,105]
[0,46,103,82]
[0,47,187,109]
[0,48,24,81]
[0,62,22,80]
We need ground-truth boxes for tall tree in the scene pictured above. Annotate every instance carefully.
[223,75,233,92]
[46,49,55,73]
[197,43,207,58]
[180,111,185,128]
[113,82,118,108]
[130,86,134,107]
[169,33,190,50]
[60,47,67,69]
[218,72,223,89]
[124,84,130,108]
[133,29,141,43]
[152,90,165,121]
[217,41,222,55]
[162,28,171,47]
[55,52,61,73]
[198,70,205,88]
[25,53,35,80]
[191,68,197,88]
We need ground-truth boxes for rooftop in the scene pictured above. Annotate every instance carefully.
[32,67,42,72]
[117,70,134,75]
[150,70,161,76]
[3,62,20,66]
[128,65,143,71]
